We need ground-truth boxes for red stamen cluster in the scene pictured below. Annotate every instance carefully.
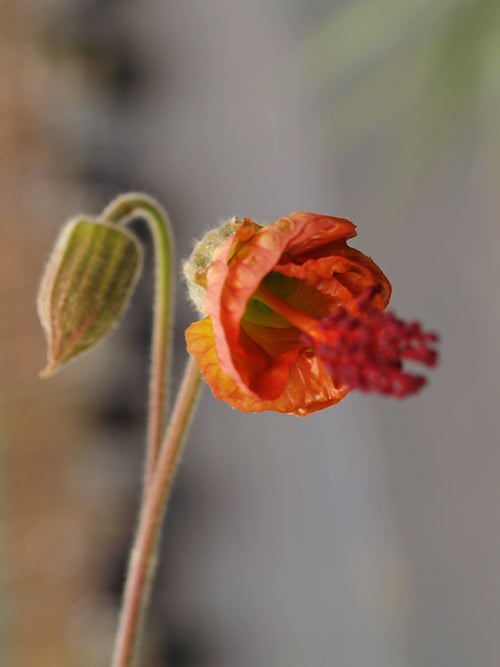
[305,285,439,398]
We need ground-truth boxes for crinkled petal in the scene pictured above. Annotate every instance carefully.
[276,247,391,308]
[203,213,361,398]
[185,317,348,416]
[277,212,356,258]
[187,211,393,414]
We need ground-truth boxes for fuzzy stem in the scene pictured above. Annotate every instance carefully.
[102,193,174,494]
[111,357,202,667]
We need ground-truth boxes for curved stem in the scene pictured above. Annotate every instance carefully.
[111,357,202,667]
[102,193,174,493]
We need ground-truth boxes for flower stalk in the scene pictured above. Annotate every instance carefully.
[102,193,174,493]
[111,357,202,667]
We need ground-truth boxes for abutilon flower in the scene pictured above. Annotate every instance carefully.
[184,212,438,416]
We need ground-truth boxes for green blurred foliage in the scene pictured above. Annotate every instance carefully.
[299,0,500,194]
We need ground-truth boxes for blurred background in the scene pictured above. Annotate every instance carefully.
[1,0,499,665]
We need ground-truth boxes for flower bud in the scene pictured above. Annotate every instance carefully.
[183,217,245,313]
[37,217,143,377]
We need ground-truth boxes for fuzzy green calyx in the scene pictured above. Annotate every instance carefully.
[38,217,143,376]
[183,217,243,313]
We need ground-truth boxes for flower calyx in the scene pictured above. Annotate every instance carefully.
[183,216,247,313]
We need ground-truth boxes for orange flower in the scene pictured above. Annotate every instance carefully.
[185,212,396,415]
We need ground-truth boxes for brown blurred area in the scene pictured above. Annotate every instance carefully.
[0,3,143,665]
[0,3,88,665]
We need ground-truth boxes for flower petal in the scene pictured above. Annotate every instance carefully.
[276,247,391,308]
[276,212,357,258]
[185,316,348,416]
[186,211,394,415]
[203,213,362,399]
